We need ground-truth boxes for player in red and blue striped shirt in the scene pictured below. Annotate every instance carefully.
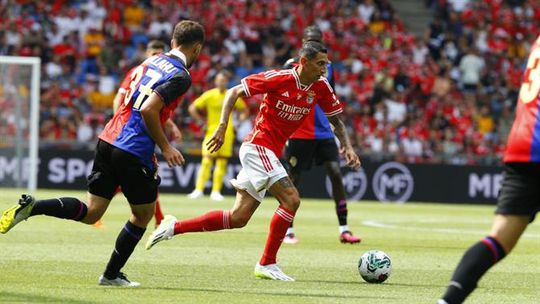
[439,35,540,304]
[0,21,205,287]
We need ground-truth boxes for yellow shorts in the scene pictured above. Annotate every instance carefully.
[202,135,234,158]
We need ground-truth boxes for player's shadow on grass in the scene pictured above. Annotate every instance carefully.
[0,291,97,304]
[142,286,399,300]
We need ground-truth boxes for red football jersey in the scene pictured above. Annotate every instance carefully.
[241,68,343,157]
[504,35,540,163]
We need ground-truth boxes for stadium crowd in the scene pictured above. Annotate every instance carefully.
[0,0,539,165]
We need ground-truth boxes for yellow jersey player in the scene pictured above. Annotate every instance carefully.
[188,71,248,201]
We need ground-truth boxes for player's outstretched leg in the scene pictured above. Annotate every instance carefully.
[325,161,361,244]
[146,209,234,250]
[0,195,36,233]
[1,194,89,234]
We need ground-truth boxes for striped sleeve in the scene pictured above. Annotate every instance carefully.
[241,70,280,97]
[317,79,343,116]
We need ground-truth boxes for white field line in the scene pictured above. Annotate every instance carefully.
[362,220,540,239]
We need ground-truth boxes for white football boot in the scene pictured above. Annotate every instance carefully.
[98,272,140,287]
[145,215,176,250]
[254,263,295,281]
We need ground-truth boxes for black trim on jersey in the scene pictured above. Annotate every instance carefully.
[154,70,191,105]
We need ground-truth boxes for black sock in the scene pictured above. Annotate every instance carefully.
[103,221,146,279]
[441,237,506,304]
[335,199,348,226]
[30,197,88,221]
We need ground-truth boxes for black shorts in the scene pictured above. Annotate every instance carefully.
[285,138,339,171]
[87,140,160,205]
[496,162,540,223]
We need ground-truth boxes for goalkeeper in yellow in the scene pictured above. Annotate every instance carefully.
[188,71,248,201]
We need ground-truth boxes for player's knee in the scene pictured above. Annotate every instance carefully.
[131,208,154,225]
[281,189,301,212]
[79,205,101,224]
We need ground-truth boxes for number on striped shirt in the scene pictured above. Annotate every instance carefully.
[519,48,540,104]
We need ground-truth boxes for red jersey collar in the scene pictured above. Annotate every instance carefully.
[292,67,314,92]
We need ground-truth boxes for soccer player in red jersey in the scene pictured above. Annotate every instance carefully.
[438,35,540,304]
[282,26,361,245]
[0,21,205,287]
[146,41,361,281]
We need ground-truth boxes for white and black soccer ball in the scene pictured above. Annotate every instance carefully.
[358,250,392,283]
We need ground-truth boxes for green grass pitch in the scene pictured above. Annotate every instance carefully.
[0,188,538,303]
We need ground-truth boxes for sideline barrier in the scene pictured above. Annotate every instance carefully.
[0,148,503,204]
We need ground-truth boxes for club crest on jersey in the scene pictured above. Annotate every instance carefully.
[306,91,315,104]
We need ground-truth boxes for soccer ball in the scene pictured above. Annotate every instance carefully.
[358,250,392,283]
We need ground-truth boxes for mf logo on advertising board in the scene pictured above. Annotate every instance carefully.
[372,162,414,203]
[325,168,367,201]
[468,173,503,198]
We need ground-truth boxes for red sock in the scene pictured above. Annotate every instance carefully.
[154,198,164,225]
[174,210,231,235]
[260,206,295,265]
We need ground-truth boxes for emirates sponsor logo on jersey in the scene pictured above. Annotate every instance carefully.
[276,100,310,121]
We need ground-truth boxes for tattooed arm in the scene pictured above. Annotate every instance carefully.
[327,113,361,169]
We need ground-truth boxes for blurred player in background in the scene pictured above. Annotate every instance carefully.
[0,20,205,287]
[187,70,249,201]
[103,40,181,228]
[146,41,361,281]
[282,26,361,244]
[438,35,540,304]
